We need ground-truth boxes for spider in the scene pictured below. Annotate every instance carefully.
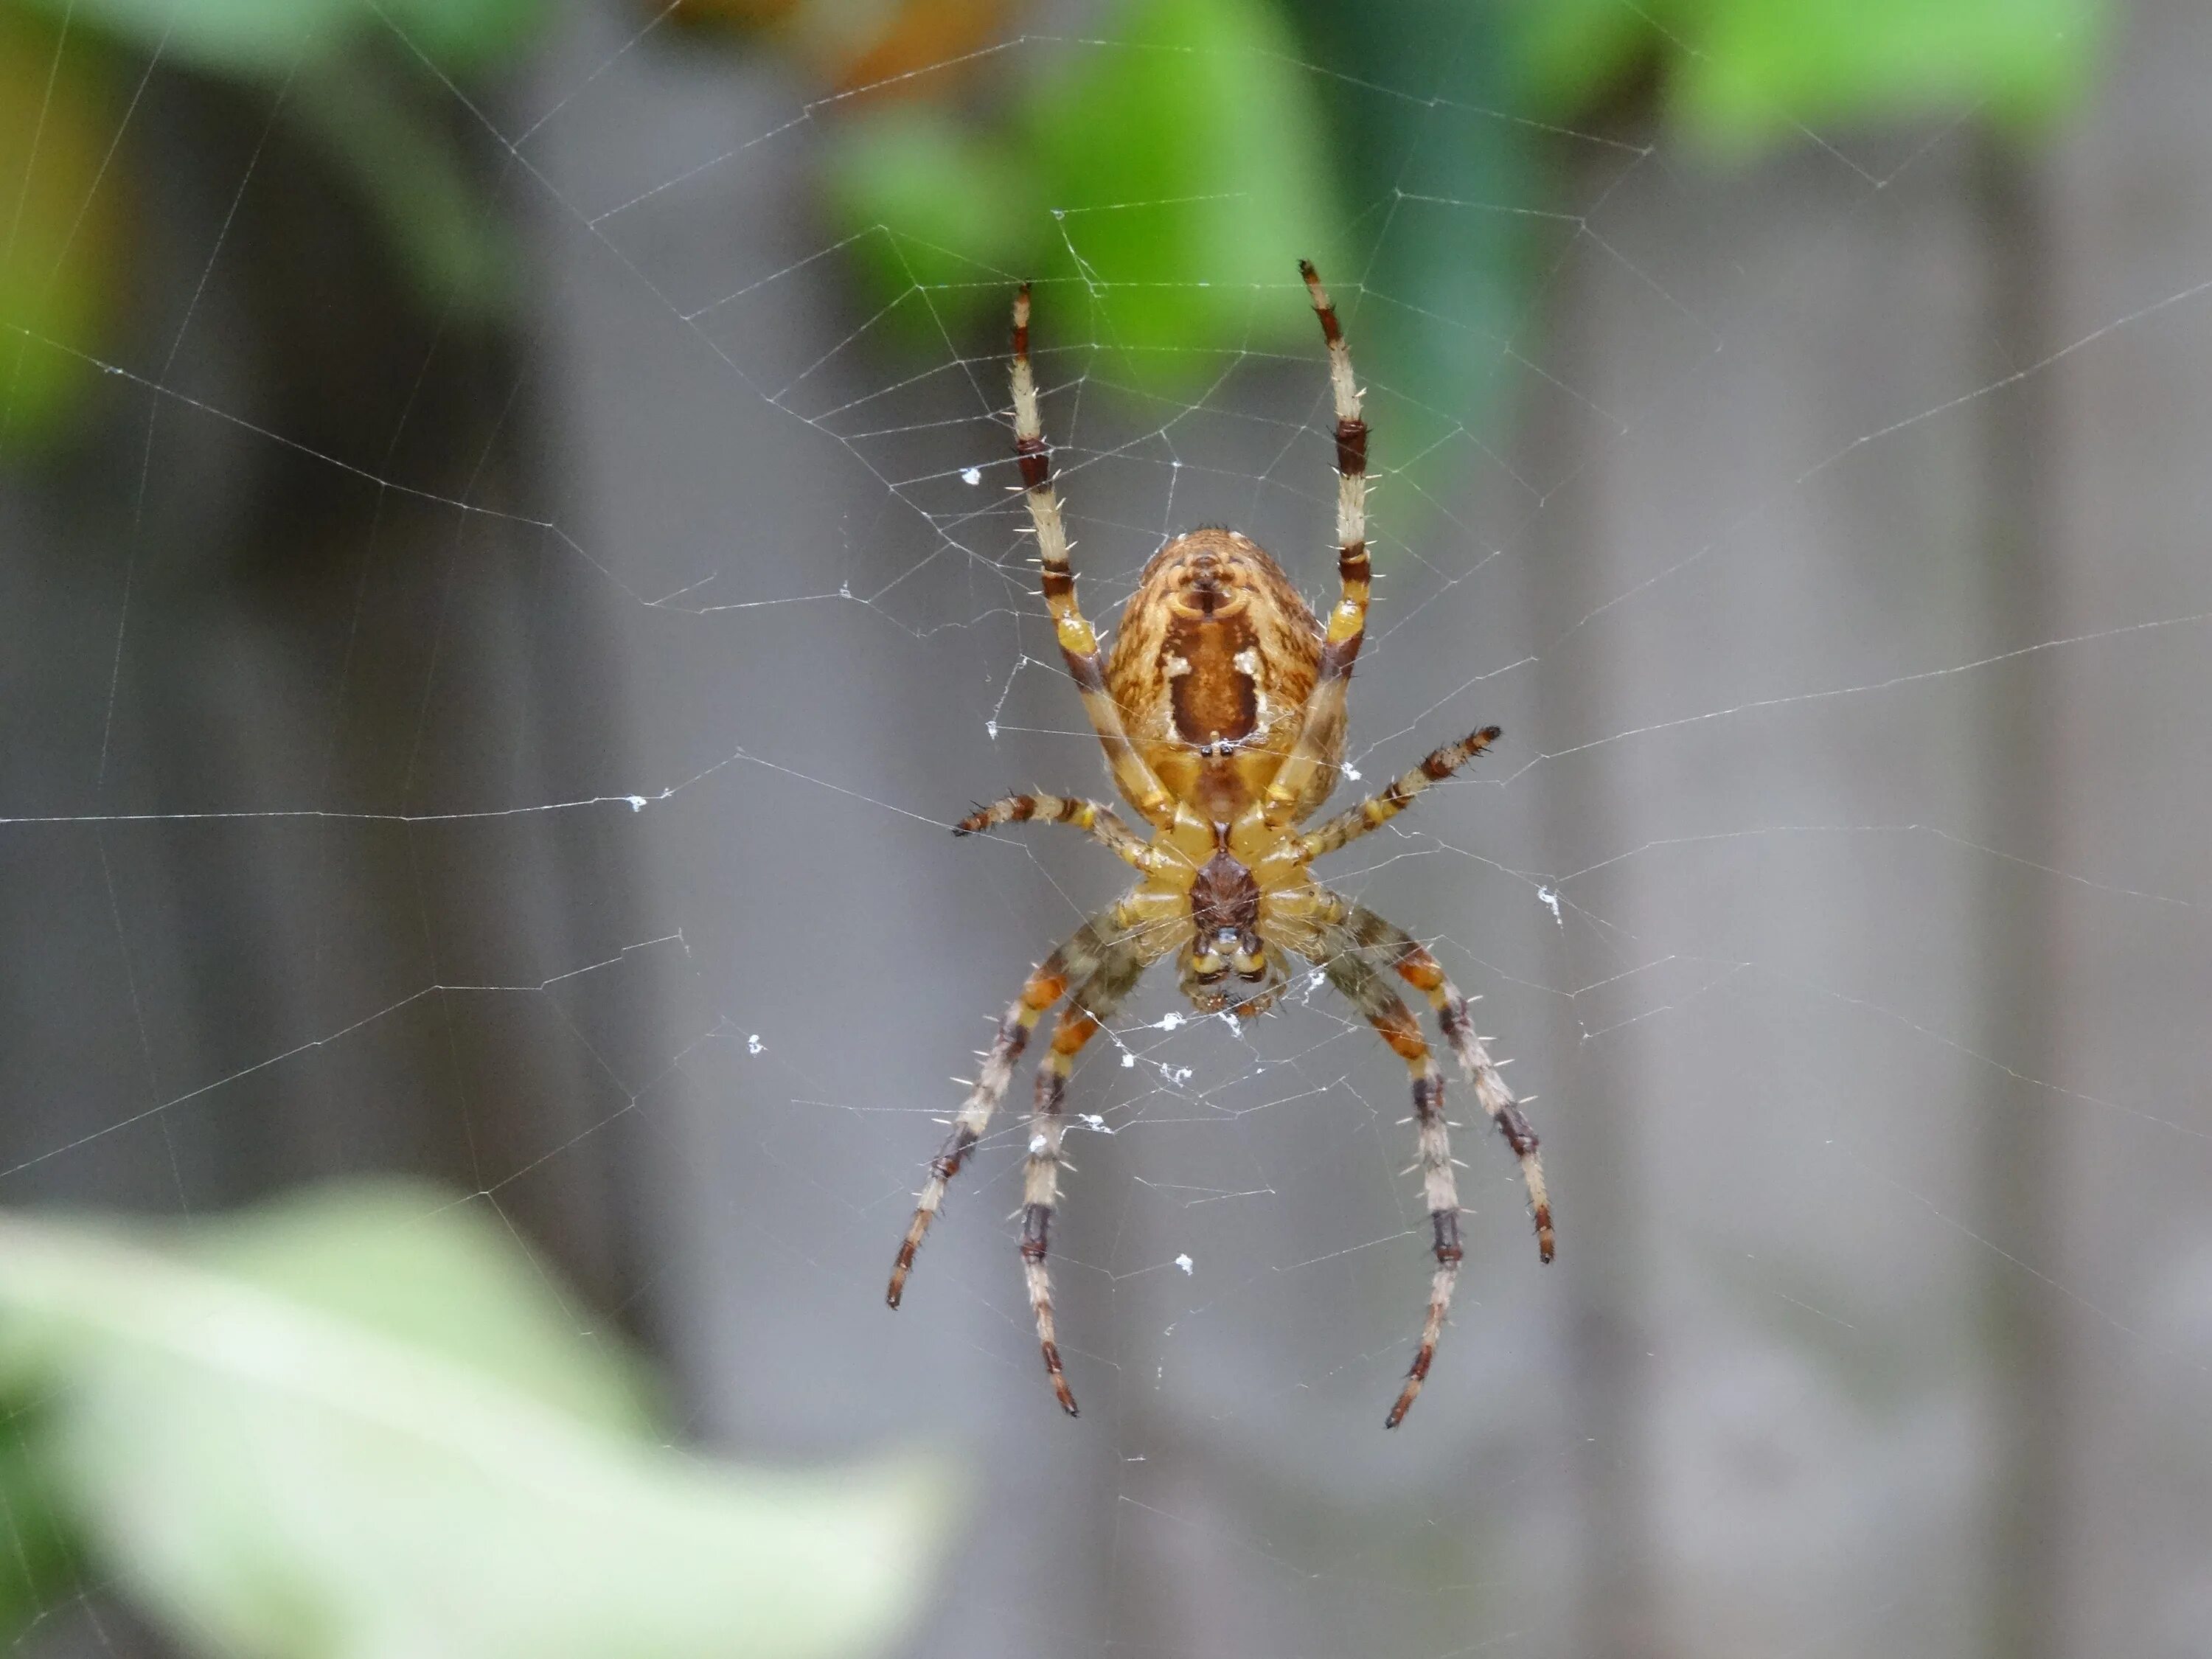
[886,265,1552,1428]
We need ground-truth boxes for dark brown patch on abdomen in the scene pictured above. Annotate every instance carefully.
[1166,611,1258,747]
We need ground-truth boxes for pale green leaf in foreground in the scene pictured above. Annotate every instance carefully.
[0,1192,947,1659]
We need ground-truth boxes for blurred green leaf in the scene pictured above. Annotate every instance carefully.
[824,0,1341,392]
[0,1394,82,1645]
[1670,0,2101,144]
[0,1186,947,1659]
[1284,0,1538,485]
[1511,0,2103,142]
[1508,0,1661,119]
[0,10,126,449]
[824,102,1034,314]
[1023,0,1341,380]
[288,58,516,322]
[184,1181,659,1434]
[7,0,550,77]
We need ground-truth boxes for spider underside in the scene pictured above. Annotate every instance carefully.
[886,265,1553,1429]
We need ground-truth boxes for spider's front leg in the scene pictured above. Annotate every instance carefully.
[1260,261,1371,826]
[1009,288,1193,832]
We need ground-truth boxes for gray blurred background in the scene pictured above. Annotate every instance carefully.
[3,0,2209,1655]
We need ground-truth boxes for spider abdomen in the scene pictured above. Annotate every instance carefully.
[1105,528,1327,823]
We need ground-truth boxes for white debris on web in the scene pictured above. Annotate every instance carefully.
[1173,1253,1193,1276]
[746,1034,762,1055]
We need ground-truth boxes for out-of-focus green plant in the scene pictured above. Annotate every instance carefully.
[9,0,545,77]
[0,1183,948,1659]
[0,10,127,450]
[824,0,1341,394]
[1512,0,2103,145]
[0,0,550,451]
[822,0,2105,445]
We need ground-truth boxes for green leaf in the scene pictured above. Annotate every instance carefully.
[1669,0,2103,147]
[1022,0,1343,386]
[358,0,549,72]
[821,102,1035,320]
[0,1394,83,1646]
[1506,0,1658,120]
[182,1180,659,1435]
[1285,0,1540,486]
[0,10,128,449]
[1508,0,2105,142]
[286,58,516,323]
[821,0,1341,394]
[0,1189,948,1659]
[7,0,551,77]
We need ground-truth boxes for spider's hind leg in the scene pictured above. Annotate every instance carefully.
[1345,904,1552,1263]
[888,898,1147,1308]
[1313,937,1461,1428]
[1020,941,1151,1416]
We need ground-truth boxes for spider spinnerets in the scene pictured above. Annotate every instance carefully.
[886,264,1552,1428]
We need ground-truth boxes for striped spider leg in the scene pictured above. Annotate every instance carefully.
[888,268,1551,1426]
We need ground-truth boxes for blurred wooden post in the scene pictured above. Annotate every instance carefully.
[1969,129,2070,1659]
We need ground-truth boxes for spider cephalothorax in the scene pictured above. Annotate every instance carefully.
[887,266,1552,1427]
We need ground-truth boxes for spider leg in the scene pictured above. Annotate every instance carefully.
[888,894,1157,1307]
[1310,931,1461,1429]
[1259,261,1370,826]
[1020,940,1152,1416]
[955,793,1172,874]
[1010,287,1186,828]
[1300,726,1503,860]
[1342,903,1553,1264]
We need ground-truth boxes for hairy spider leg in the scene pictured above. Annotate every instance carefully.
[1343,902,1554,1264]
[1314,933,1463,1428]
[888,897,1142,1307]
[1020,942,1152,1416]
[1261,261,1371,826]
[955,793,1172,874]
[1299,726,1503,860]
[1011,287,1186,830]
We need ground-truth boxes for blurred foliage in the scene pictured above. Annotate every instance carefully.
[1514,0,2104,145]
[823,0,1340,394]
[1281,0,1534,470]
[0,1183,947,1659]
[0,10,127,451]
[0,0,2111,458]
[10,0,546,76]
[0,0,550,451]
[814,0,2106,451]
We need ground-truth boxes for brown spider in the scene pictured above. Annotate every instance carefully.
[886,265,1552,1428]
